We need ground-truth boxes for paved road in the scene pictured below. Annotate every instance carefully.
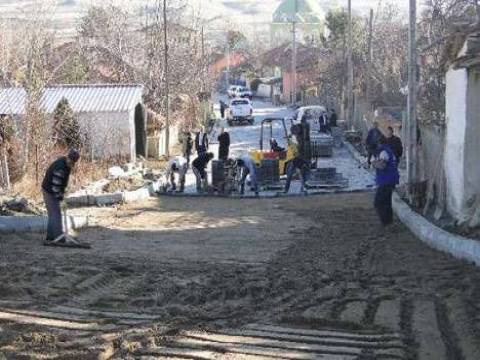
[182,98,374,194]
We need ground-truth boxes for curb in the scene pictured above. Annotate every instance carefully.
[392,193,480,266]
[345,138,480,266]
[66,180,163,207]
[0,215,89,234]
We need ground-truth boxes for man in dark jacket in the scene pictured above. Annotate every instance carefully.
[42,149,80,244]
[385,126,403,162]
[182,132,193,165]
[217,127,230,160]
[329,108,338,128]
[372,138,400,226]
[192,152,214,193]
[285,123,311,193]
[366,122,385,166]
[195,127,209,155]
[219,100,227,119]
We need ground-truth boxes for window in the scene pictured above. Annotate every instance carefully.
[232,100,248,105]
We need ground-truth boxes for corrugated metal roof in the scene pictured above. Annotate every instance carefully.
[0,84,144,115]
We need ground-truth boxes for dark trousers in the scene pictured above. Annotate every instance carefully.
[285,160,309,192]
[43,190,63,240]
[374,184,395,225]
[184,152,191,166]
[367,148,376,165]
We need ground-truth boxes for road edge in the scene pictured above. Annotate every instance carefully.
[0,215,89,234]
[344,139,480,266]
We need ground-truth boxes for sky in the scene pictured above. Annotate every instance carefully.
[0,0,410,37]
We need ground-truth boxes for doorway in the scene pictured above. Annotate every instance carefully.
[134,104,146,158]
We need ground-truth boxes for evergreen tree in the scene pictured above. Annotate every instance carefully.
[53,97,81,149]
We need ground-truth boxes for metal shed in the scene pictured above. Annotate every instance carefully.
[0,84,146,161]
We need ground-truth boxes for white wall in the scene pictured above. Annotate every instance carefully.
[257,84,272,98]
[445,68,468,219]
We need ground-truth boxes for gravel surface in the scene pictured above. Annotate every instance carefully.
[1,193,479,359]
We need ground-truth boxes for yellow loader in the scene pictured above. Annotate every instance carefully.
[249,117,296,176]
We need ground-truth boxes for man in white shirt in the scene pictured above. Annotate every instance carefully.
[166,156,188,192]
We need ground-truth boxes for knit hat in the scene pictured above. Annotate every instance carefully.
[67,148,80,163]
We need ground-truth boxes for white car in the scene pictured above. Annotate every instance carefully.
[227,98,254,126]
[289,105,327,132]
[234,86,253,100]
[227,85,239,98]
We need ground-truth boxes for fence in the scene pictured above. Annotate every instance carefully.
[147,123,180,159]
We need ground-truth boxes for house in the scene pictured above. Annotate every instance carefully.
[444,29,480,222]
[263,43,329,103]
[0,84,146,161]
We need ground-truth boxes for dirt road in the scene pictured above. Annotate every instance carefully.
[1,192,479,359]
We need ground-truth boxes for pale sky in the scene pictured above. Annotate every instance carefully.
[0,0,412,38]
[0,0,409,22]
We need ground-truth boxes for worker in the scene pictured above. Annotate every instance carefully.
[366,121,385,167]
[329,108,338,128]
[372,138,400,226]
[284,144,310,194]
[42,149,80,246]
[217,127,230,160]
[319,111,330,133]
[285,122,311,193]
[195,127,209,155]
[270,138,285,153]
[237,154,259,196]
[219,100,227,119]
[385,126,403,162]
[182,132,193,166]
[192,152,214,193]
[166,156,188,192]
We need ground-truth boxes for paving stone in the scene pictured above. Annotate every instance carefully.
[445,296,480,360]
[413,300,446,360]
[340,301,367,324]
[375,300,401,332]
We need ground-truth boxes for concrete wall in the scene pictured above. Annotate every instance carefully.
[257,84,272,98]
[445,68,468,218]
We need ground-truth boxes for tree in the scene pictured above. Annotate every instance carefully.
[53,98,82,149]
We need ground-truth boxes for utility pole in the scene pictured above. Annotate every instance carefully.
[291,0,298,105]
[226,36,230,89]
[346,0,354,129]
[201,25,207,124]
[476,0,480,25]
[407,0,418,193]
[163,0,170,157]
[366,9,374,112]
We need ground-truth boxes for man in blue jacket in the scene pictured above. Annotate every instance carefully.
[372,138,400,226]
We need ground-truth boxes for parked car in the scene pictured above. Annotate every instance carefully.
[234,86,253,100]
[288,105,327,132]
[227,85,239,98]
[227,98,254,126]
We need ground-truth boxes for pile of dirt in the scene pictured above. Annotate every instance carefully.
[102,176,147,193]
[0,196,44,216]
